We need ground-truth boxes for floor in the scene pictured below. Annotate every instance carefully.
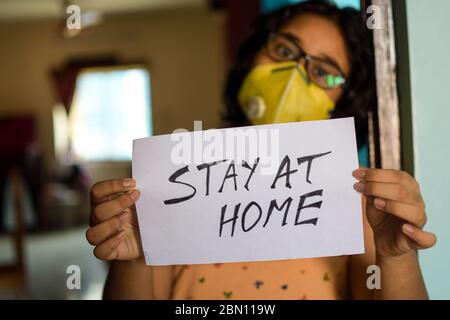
[0,226,108,299]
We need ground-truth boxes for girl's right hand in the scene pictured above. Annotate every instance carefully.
[86,178,142,261]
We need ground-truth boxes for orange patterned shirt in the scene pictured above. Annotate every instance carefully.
[170,256,350,300]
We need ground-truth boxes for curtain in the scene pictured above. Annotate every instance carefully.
[50,57,118,114]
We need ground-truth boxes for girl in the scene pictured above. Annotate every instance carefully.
[86,0,436,299]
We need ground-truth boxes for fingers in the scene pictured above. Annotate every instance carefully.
[93,231,126,260]
[87,208,141,261]
[353,168,419,191]
[93,189,140,222]
[364,199,388,228]
[354,181,421,206]
[402,224,437,250]
[86,210,129,246]
[372,198,427,228]
[91,178,136,204]
[354,169,436,255]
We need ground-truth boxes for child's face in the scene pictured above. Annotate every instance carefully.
[254,13,351,104]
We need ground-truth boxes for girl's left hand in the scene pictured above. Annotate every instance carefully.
[352,168,437,258]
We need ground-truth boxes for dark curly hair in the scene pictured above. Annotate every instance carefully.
[222,0,377,149]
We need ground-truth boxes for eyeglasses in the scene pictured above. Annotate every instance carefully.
[265,32,348,90]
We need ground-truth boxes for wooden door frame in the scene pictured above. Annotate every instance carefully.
[362,0,403,170]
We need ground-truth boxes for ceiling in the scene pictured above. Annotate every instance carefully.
[0,0,205,21]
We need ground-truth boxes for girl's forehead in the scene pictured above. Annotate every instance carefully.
[279,14,351,75]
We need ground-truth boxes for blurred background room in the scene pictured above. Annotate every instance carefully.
[0,0,227,300]
[0,0,449,299]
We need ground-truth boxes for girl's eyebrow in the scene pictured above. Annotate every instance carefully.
[282,31,303,45]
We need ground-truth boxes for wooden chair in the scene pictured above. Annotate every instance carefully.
[0,168,28,298]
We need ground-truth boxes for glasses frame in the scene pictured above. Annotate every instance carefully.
[266,32,348,90]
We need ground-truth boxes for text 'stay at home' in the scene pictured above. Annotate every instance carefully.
[163,152,332,237]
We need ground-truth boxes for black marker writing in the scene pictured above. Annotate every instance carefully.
[295,189,323,226]
[219,190,323,237]
[163,166,196,205]
[241,202,263,233]
[263,197,293,227]
[219,162,238,193]
[297,152,332,184]
[163,151,331,237]
[197,160,227,196]
[271,155,298,189]
[219,203,240,237]
[242,157,260,191]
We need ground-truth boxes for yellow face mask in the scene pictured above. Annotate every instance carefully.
[238,61,335,125]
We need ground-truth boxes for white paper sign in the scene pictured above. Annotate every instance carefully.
[132,118,364,266]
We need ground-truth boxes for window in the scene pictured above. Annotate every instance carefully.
[69,66,152,161]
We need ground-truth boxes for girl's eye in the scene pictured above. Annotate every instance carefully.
[275,44,295,60]
[313,67,328,78]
